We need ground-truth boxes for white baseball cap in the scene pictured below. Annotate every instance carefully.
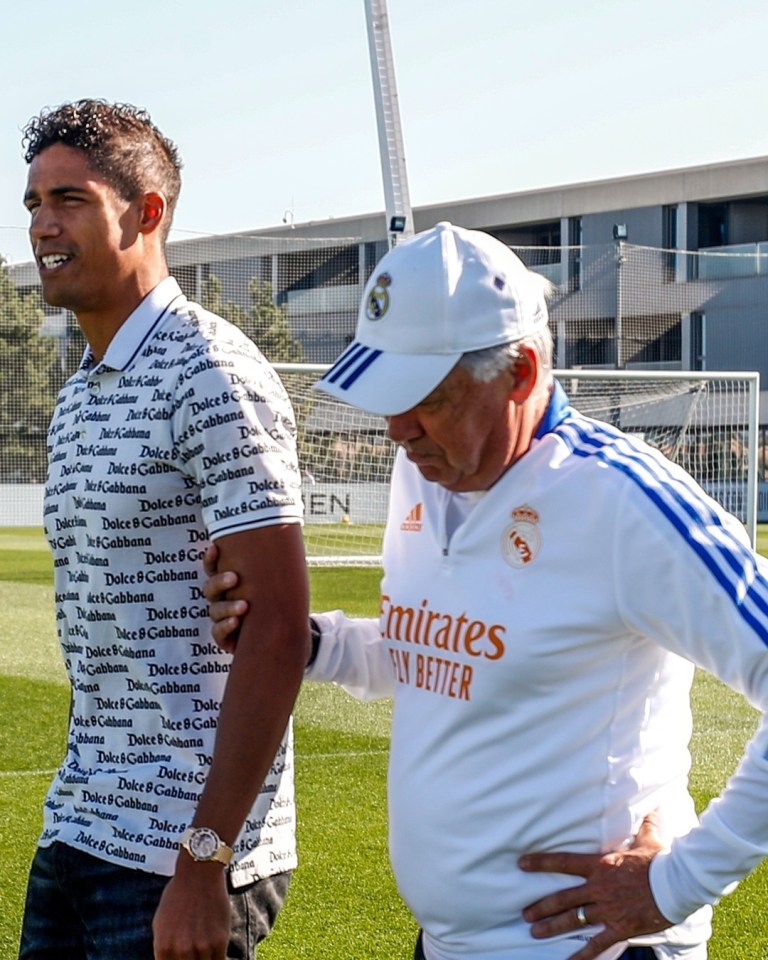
[314,221,550,416]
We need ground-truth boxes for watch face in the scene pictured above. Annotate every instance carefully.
[190,828,219,859]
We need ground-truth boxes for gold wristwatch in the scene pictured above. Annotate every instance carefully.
[180,826,234,866]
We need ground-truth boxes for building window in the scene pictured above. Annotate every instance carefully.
[568,216,582,291]
[690,312,705,370]
[622,314,681,367]
[698,204,728,248]
[662,205,678,280]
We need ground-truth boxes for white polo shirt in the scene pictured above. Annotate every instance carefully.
[43,277,303,885]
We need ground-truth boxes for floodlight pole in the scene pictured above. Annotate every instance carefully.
[364,0,414,248]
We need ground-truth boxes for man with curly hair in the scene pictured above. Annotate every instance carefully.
[19,99,309,960]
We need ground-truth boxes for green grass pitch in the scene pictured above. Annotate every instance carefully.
[1,527,767,958]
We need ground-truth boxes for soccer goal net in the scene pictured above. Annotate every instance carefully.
[275,364,760,566]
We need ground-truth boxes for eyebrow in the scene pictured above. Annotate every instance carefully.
[23,184,90,204]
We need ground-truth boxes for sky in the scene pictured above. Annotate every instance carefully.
[2,0,768,265]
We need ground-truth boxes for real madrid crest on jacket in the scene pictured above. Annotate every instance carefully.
[502,504,542,568]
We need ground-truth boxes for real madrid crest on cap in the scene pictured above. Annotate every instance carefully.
[366,273,392,321]
[501,504,542,568]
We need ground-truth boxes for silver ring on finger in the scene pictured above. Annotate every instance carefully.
[575,905,588,927]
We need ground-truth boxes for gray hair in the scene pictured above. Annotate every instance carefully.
[458,271,555,389]
[458,325,554,389]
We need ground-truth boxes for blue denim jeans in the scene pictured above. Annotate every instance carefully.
[19,843,289,960]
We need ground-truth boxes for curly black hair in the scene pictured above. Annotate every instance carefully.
[22,99,183,241]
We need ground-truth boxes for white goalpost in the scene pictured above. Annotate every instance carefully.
[275,363,761,566]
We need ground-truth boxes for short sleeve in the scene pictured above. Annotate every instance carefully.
[172,330,304,539]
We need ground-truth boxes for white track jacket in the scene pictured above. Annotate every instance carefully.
[307,383,768,959]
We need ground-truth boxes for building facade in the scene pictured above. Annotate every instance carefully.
[8,156,768,508]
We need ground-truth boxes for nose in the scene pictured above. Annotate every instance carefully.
[385,410,422,445]
[29,201,61,242]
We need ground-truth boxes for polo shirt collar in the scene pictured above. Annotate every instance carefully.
[80,276,186,374]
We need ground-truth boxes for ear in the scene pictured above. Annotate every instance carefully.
[138,191,166,236]
[508,345,540,403]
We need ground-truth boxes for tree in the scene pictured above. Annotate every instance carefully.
[0,257,59,481]
[201,275,303,363]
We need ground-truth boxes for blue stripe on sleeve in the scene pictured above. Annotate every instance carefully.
[556,414,768,646]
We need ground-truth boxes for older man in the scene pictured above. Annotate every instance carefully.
[208,222,768,960]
